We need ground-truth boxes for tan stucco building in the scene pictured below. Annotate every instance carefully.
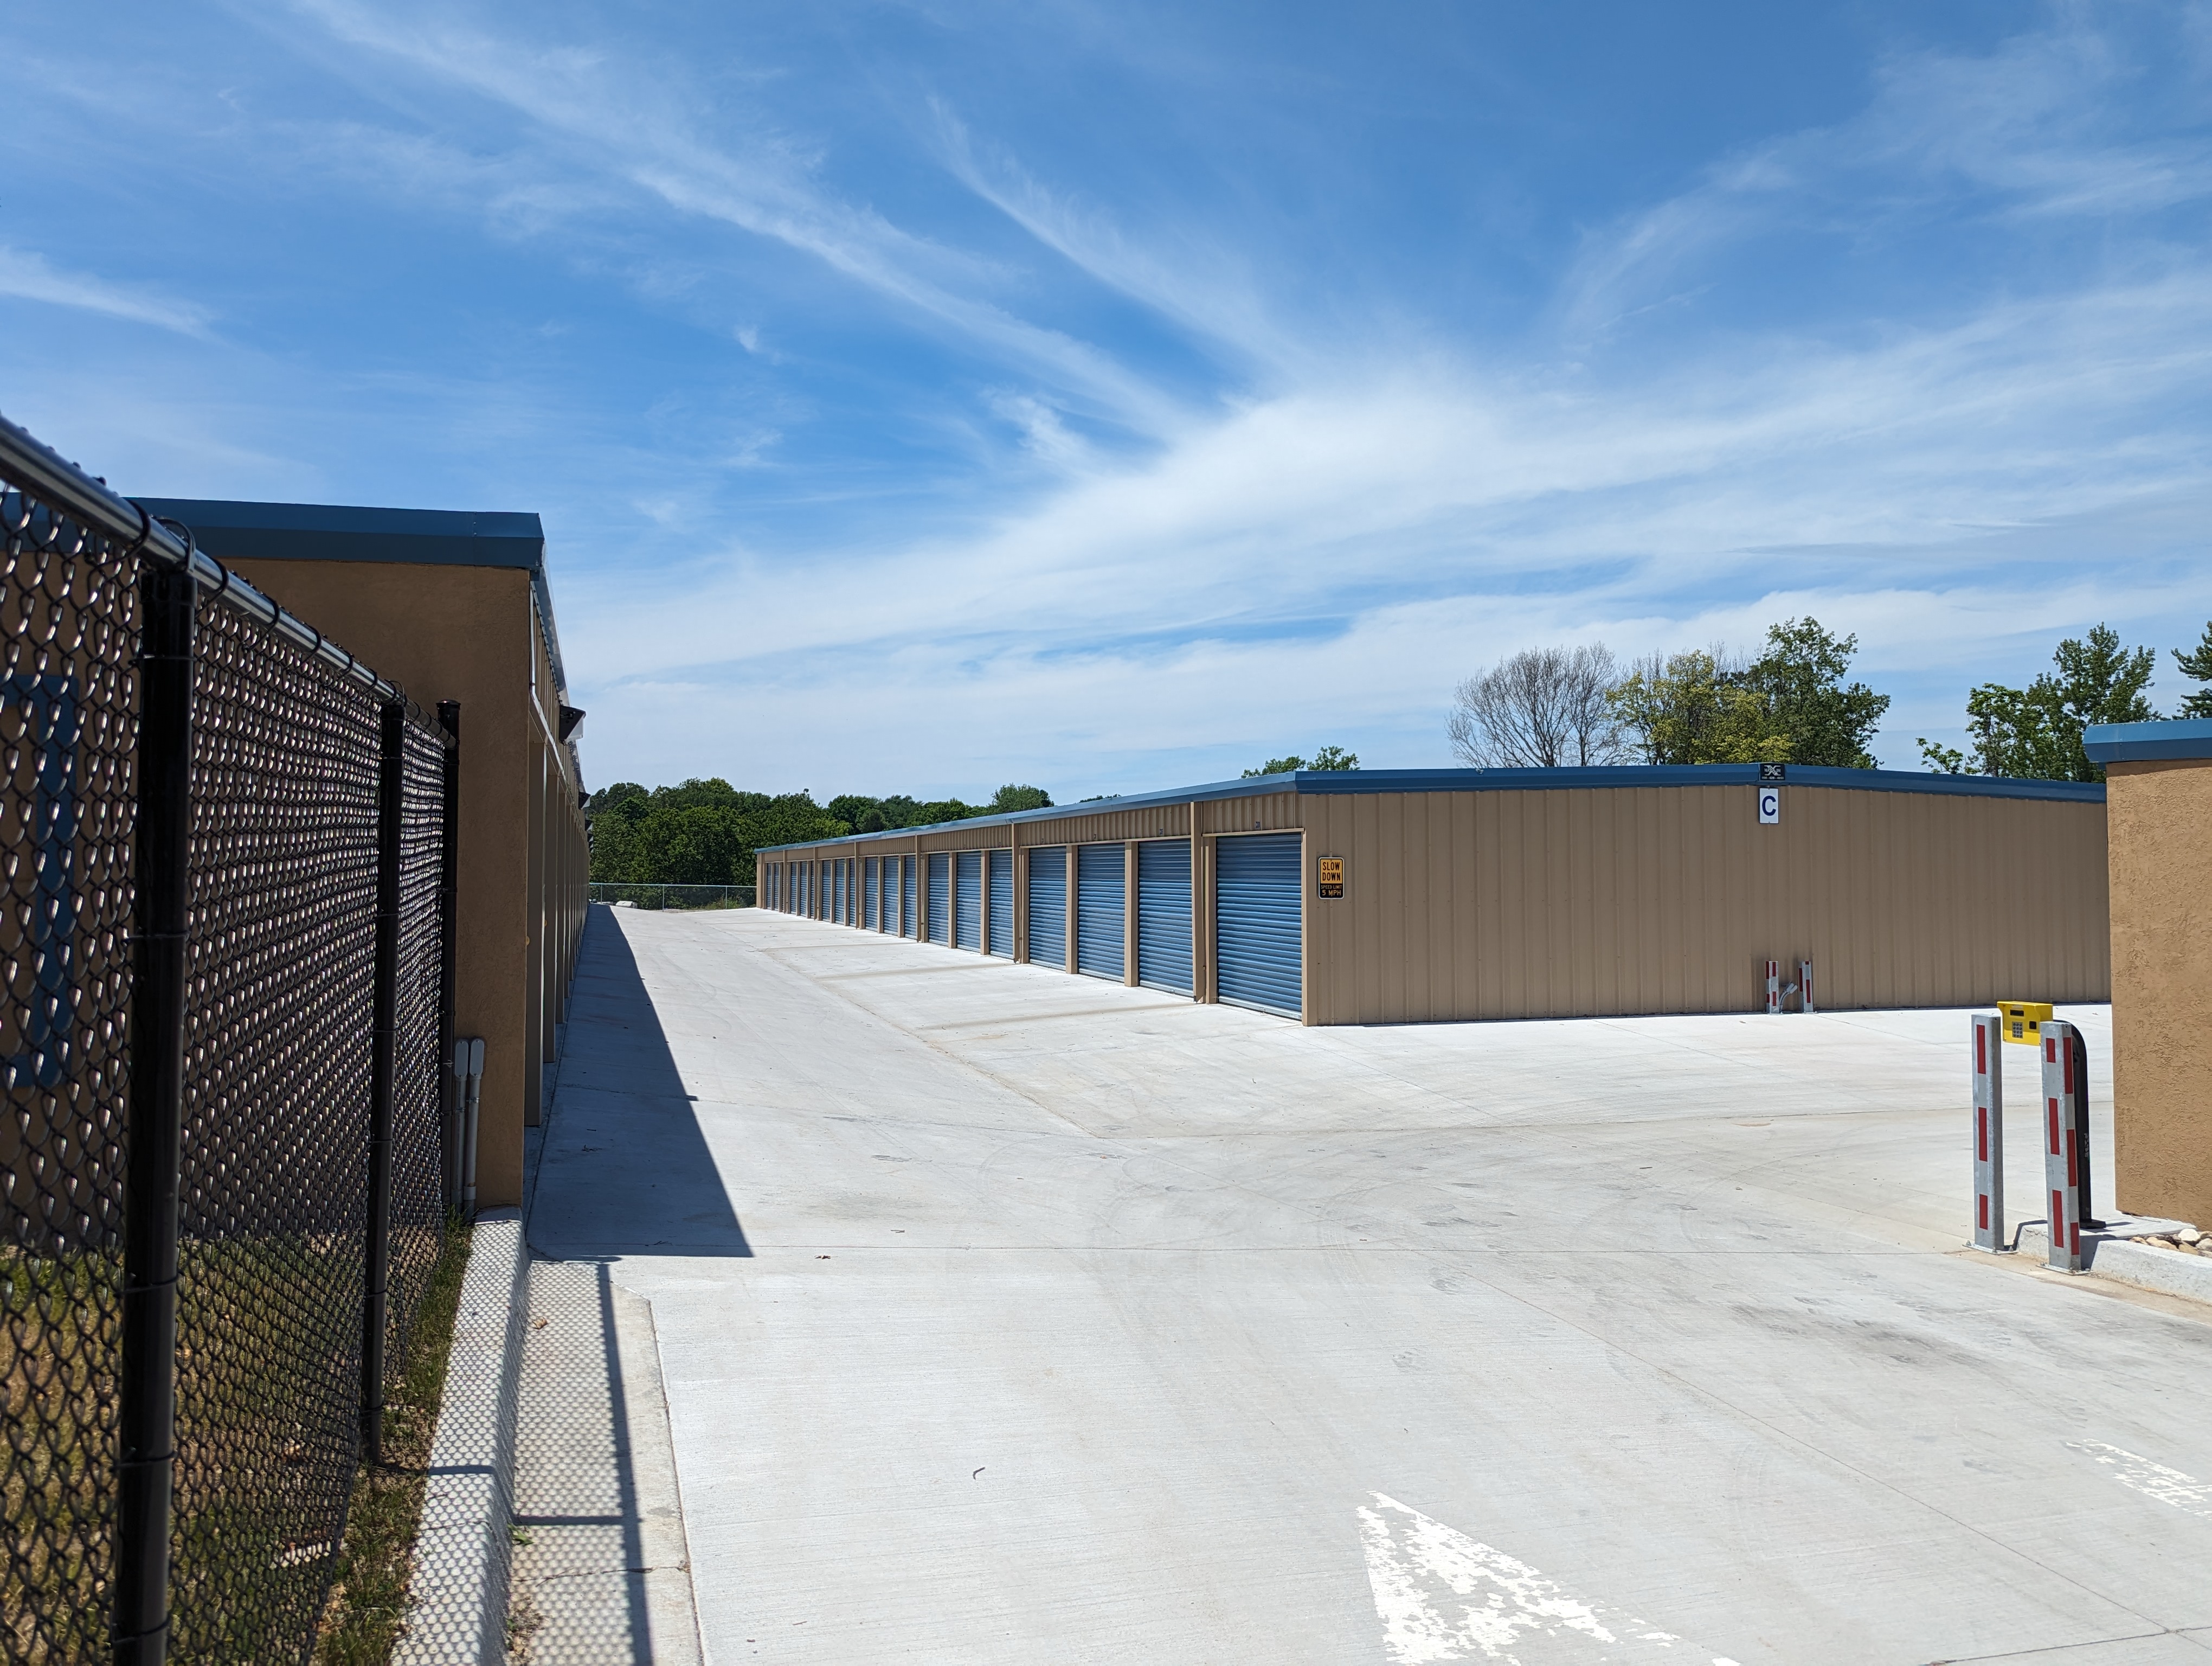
[137,497,588,1209]
[2086,720,2212,1229]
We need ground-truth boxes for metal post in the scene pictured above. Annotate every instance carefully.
[437,700,460,1211]
[1798,958,1816,1015]
[1764,958,1780,1015]
[2069,1027,2102,1228]
[363,699,403,1460]
[1971,1013,2004,1251]
[2042,1019,2084,1272]
[115,566,195,1666]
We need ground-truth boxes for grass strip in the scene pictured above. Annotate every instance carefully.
[313,1216,474,1665]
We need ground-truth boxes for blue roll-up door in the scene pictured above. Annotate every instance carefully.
[955,851,982,950]
[1076,843,1126,982]
[927,853,950,944]
[903,857,917,937]
[1136,840,1193,995]
[1027,847,1066,969]
[864,857,878,930]
[834,861,846,924]
[987,849,1013,958]
[1215,833,1302,1018]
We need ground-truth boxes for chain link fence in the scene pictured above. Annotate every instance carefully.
[0,413,459,1665]
[587,882,753,911]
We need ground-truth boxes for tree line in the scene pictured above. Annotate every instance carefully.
[1451,617,2212,784]
[586,779,1054,886]
[591,620,2211,885]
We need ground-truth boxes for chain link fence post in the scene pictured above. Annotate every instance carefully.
[114,565,195,1666]
[362,700,404,1463]
[437,700,461,1212]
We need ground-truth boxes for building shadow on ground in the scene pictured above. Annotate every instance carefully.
[529,905,751,1259]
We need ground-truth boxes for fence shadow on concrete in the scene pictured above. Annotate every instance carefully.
[530,906,752,1259]
[508,1259,699,1665]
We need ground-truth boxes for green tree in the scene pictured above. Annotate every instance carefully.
[907,799,982,826]
[1743,619,1889,768]
[587,782,843,885]
[631,804,745,885]
[1608,649,1786,764]
[1916,623,2158,782]
[2172,621,2212,718]
[1609,619,1888,767]
[991,784,1053,812]
[1242,747,1358,778]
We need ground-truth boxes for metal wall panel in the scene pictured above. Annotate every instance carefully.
[927,851,950,944]
[1216,832,1302,1017]
[955,850,982,950]
[1027,846,1067,969]
[1302,784,2109,1024]
[1076,843,1126,981]
[1136,840,1193,994]
[988,849,1013,958]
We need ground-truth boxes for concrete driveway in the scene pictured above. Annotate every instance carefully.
[529,905,2212,1665]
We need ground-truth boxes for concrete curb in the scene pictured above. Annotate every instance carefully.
[394,1209,531,1665]
[2016,1222,2212,1307]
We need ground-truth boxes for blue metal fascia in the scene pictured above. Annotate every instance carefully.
[130,497,545,569]
[2083,719,2212,764]
[1290,764,2105,802]
[755,762,2102,855]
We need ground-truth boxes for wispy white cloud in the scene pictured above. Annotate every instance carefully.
[0,246,214,338]
[1561,14,2212,339]
[932,100,1300,377]
[271,0,1192,437]
[566,255,2212,707]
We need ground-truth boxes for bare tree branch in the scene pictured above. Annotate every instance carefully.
[1448,645,1629,767]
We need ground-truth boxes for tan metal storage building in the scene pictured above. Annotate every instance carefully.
[758,764,2108,1026]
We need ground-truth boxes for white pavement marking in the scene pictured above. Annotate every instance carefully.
[1358,1494,1739,1665]
[2067,1441,2212,1518]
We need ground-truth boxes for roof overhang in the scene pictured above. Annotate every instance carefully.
[2083,718,2212,764]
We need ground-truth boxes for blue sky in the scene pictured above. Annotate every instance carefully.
[6,2,2211,799]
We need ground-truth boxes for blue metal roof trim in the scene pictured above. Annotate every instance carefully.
[756,762,2101,854]
[131,497,544,569]
[2084,719,2212,764]
[1291,764,2105,801]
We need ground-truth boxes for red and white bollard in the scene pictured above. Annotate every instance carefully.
[1970,1013,2004,1251]
[1798,958,1816,1015]
[2042,1018,2084,1272]
[1765,959,1782,1015]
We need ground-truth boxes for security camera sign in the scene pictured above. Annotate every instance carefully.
[1758,787,1780,825]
